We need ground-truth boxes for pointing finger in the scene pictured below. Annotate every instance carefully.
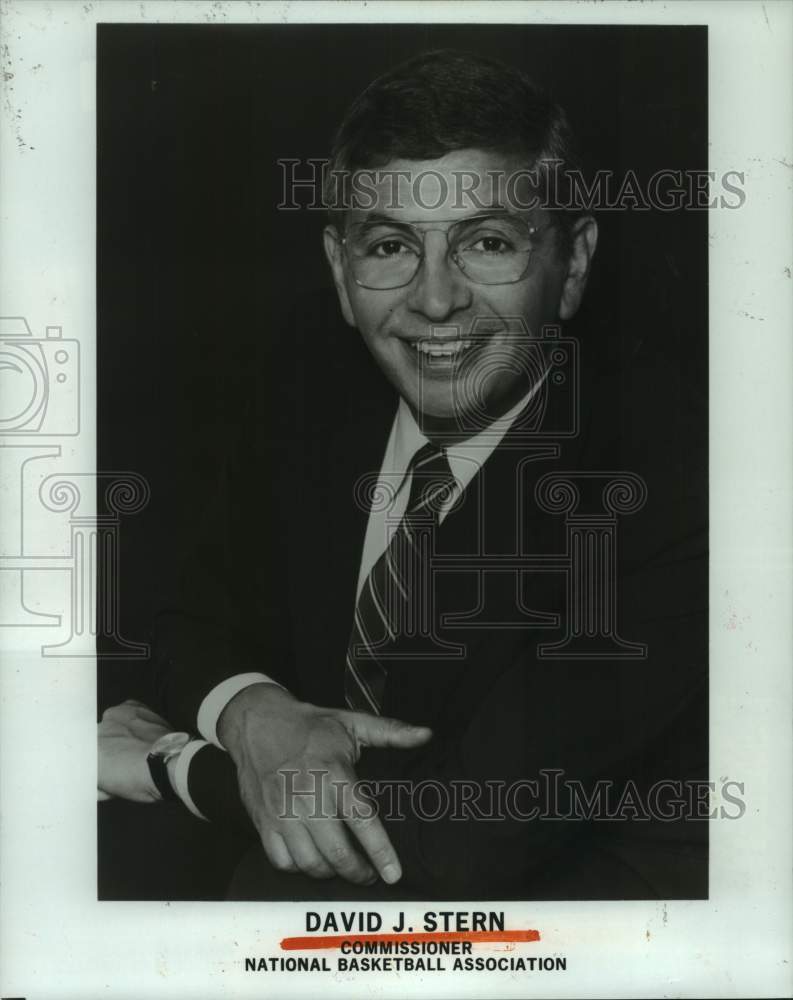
[345,712,433,750]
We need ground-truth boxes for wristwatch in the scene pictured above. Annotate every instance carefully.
[146,732,191,801]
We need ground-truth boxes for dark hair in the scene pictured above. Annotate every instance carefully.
[325,49,583,250]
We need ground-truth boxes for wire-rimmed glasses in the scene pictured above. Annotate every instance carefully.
[341,213,547,290]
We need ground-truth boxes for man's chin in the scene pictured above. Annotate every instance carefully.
[391,359,517,437]
[404,391,491,439]
[400,382,457,421]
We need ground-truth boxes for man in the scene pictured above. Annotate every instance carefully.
[100,49,707,900]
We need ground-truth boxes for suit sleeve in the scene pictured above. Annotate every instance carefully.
[181,743,258,836]
[151,442,299,734]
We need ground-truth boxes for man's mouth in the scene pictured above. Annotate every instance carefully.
[413,338,473,358]
[401,337,478,368]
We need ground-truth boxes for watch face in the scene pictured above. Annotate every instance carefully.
[149,732,190,758]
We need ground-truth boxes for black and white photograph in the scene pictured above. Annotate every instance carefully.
[1,2,791,998]
[97,20,711,904]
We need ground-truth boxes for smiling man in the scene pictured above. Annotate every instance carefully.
[323,147,596,438]
[101,49,708,902]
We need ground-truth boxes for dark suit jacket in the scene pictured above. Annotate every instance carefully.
[152,295,708,899]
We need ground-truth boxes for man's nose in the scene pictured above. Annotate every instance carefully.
[406,233,472,321]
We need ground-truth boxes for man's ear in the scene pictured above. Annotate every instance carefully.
[323,225,356,328]
[559,215,598,321]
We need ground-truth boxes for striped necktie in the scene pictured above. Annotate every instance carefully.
[345,443,456,714]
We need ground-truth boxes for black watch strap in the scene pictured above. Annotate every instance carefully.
[146,732,191,802]
[147,752,178,801]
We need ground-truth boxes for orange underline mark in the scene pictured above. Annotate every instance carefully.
[281,929,540,951]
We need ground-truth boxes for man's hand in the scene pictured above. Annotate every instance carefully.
[218,684,432,886]
[98,700,172,803]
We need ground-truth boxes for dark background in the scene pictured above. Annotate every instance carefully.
[97,24,707,896]
[98,23,707,705]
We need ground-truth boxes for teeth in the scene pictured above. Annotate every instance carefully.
[413,339,472,357]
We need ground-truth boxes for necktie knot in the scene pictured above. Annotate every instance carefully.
[406,443,455,519]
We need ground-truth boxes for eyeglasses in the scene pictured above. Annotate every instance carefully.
[340,214,547,290]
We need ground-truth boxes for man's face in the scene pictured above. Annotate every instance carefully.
[324,149,596,436]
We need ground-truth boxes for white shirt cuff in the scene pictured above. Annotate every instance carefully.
[172,739,210,821]
[197,672,283,748]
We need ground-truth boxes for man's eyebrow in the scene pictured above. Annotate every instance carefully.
[352,207,518,225]
[353,211,411,226]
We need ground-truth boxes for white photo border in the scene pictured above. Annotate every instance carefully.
[0,1,791,998]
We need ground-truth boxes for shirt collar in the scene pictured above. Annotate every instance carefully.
[391,373,547,494]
